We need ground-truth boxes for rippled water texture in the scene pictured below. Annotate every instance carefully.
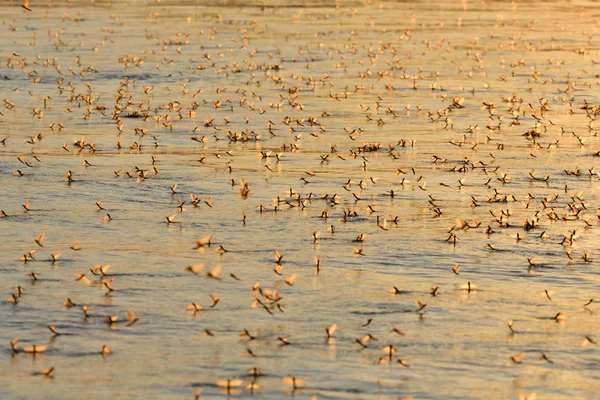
[1,0,600,399]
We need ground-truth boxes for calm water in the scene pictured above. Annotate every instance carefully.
[1,1,600,399]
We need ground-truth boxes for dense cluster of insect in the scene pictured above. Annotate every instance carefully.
[2,0,600,399]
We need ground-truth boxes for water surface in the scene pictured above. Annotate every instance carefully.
[1,1,600,399]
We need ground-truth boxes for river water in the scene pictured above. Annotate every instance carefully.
[1,0,599,399]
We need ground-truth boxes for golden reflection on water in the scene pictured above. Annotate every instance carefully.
[1,0,600,399]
